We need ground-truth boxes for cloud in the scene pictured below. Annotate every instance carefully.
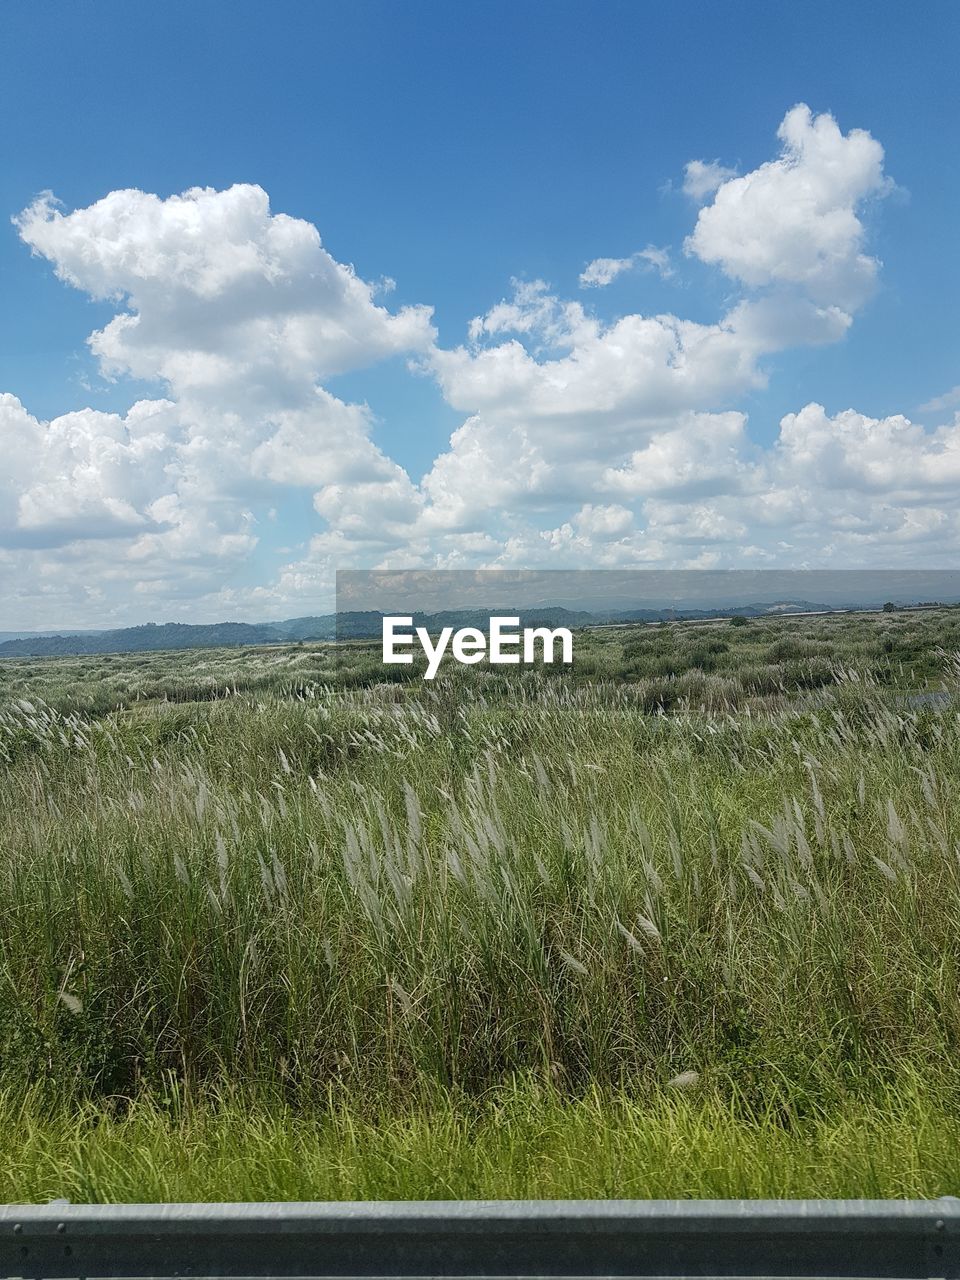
[919,386,960,415]
[685,104,890,312]
[770,403,960,497]
[637,246,673,277]
[2,183,439,622]
[417,104,893,542]
[572,503,634,537]
[579,246,672,287]
[432,282,766,426]
[0,394,183,549]
[466,278,595,348]
[16,184,435,402]
[579,256,634,288]
[601,412,752,500]
[3,106,955,626]
[628,404,960,566]
[682,159,738,201]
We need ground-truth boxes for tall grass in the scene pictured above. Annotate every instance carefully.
[1,610,960,1197]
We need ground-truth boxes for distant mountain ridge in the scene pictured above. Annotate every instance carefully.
[0,599,895,659]
[0,621,287,658]
[0,629,102,644]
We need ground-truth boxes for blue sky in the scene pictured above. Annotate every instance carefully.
[1,1,959,626]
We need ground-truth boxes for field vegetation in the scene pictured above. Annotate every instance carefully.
[2,607,960,1199]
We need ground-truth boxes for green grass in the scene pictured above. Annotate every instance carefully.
[2,1074,960,1202]
[2,608,960,1199]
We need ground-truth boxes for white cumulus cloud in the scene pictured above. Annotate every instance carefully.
[685,104,890,312]
[3,105,956,626]
[16,184,436,401]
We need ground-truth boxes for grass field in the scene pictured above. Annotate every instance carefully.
[2,607,960,1199]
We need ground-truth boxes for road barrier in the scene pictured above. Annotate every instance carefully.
[2,1197,959,1278]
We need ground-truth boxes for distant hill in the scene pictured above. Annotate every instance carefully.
[0,629,102,644]
[0,598,933,659]
[0,621,284,658]
[269,616,337,641]
[0,607,614,656]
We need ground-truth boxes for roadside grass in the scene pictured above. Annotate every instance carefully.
[1,609,960,1198]
[1,1072,958,1202]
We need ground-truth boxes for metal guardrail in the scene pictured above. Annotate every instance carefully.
[1,1198,959,1279]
